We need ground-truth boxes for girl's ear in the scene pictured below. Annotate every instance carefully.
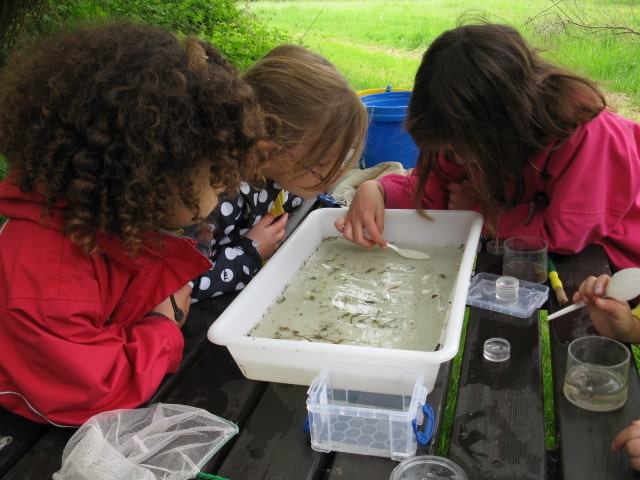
[256,139,276,151]
[257,140,284,169]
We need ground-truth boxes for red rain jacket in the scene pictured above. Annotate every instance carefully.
[0,179,212,426]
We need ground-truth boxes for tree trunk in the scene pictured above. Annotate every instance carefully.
[0,0,48,65]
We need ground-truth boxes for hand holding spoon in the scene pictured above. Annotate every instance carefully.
[547,267,640,321]
[385,242,431,260]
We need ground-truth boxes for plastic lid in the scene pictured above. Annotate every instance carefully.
[483,337,511,362]
[390,455,468,480]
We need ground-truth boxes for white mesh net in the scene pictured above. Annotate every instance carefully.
[52,403,238,480]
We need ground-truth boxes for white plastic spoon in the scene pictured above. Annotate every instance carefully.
[386,242,431,260]
[547,267,640,321]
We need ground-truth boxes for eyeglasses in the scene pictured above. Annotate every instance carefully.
[307,147,356,183]
[307,169,326,182]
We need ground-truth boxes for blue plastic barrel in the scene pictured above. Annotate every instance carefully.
[359,91,419,169]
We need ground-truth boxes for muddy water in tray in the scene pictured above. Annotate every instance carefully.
[249,237,464,351]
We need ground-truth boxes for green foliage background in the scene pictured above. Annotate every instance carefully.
[0,0,291,189]
[2,0,289,69]
[83,0,289,70]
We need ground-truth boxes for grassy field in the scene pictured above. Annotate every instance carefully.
[247,0,640,120]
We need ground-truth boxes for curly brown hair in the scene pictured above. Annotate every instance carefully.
[0,22,267,254]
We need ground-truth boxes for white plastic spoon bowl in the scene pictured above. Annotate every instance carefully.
[385,242,431,260]
[605,267,640,300]
[547,267,640,321]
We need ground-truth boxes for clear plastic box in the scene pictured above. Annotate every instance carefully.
[306,362,428,460]
[466,272,549,318]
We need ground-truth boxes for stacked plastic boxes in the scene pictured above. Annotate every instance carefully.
[306,362,428,460]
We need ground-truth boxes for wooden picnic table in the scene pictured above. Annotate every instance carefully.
[1,198,640,480]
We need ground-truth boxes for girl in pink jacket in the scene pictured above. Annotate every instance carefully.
[337,21,640,271]
[0,23,267,426]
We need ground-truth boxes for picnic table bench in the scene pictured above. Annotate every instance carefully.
[1,198,640,480]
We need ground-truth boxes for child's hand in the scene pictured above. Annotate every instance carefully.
[335,180,386,248]
[573,274,639,342]
[246,212,288,260]
[447,179,479,210]
[149,284,192,328]
[612,420,640,471]
[195,221,214,247]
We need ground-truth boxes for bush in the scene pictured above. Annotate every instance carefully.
[2,0,289,71]
[86,0,290,70]
[0,0,290,189]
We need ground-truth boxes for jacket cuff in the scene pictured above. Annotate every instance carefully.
[236,236,263,271]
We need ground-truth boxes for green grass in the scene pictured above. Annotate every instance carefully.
[436,308,468,457]
[247,0,640,120]
[539,310,557,451]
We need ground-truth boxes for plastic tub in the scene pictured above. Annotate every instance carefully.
[360,91,419,169]
[208,209,484,391]
[306,362,427,460]
[357,86,411,97]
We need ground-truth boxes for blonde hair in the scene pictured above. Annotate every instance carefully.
[243,44,367,191]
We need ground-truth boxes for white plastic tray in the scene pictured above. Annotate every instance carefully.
[208,209,483,390]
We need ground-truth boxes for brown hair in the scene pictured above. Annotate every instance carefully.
[406,20,606,228]
[242,44,367,191]
[0,22,267,254]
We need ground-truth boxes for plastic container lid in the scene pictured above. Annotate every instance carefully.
[483,337,511,362]
[390,455,468,480]
[466,272,549,318]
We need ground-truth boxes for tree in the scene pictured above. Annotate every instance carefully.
[0,0,62,65]
[527,0,640,39]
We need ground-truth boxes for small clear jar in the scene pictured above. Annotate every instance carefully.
[483,338,511,362]
[495,276,519,302]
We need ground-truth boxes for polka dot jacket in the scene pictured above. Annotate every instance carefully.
[186,179,303,300]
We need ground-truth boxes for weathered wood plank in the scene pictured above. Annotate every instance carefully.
[447,250,546,479]
[215,383,329,480]
[1,427,73,480]
[448,306,546,480]
[0,413,49,477]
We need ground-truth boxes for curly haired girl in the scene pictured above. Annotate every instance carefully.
[0,22,267,426]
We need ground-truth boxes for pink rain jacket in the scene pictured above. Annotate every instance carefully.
[0,179,212,426]
[381,109,640,270]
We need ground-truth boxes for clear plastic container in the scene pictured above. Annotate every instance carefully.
[483,337,511,362]
[390,455,468,479]
[306,362,427,460]
[466,272,549,318]
[485,238,504,255]
[495,276,519,302]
